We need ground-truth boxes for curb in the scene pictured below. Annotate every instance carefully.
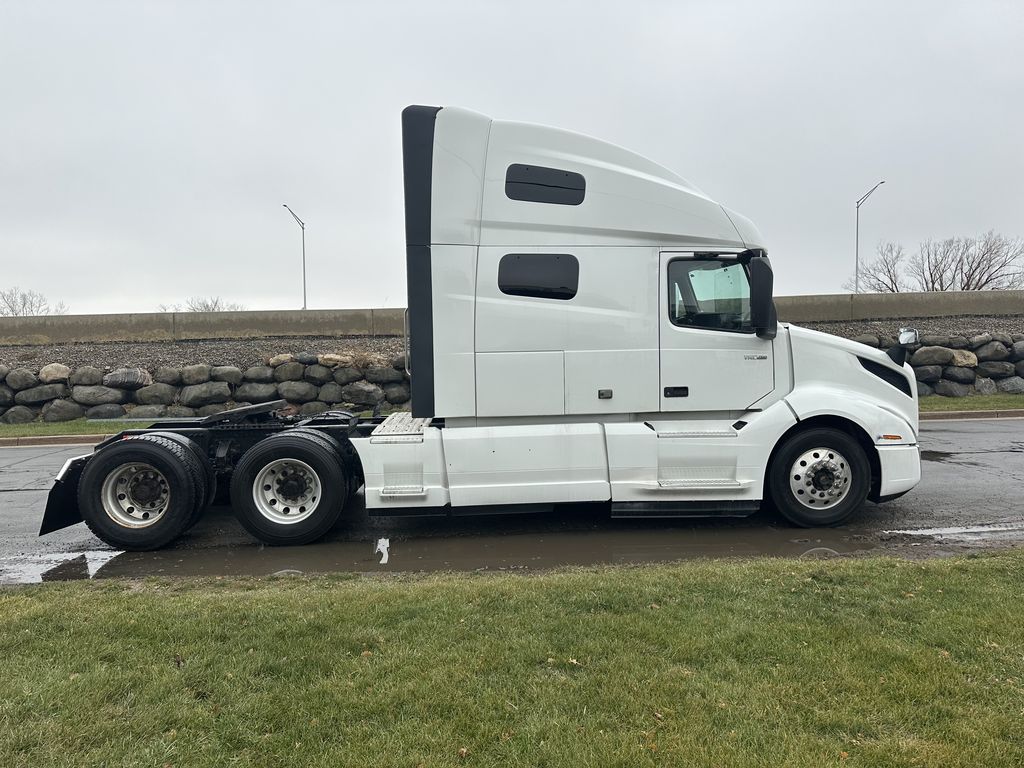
[0,434,115,448]
[919,409,1024,421]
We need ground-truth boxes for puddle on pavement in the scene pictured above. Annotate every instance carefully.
[884,522,1024,541]
[0,525,876,584]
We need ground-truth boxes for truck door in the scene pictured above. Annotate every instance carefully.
[659,251,774,412]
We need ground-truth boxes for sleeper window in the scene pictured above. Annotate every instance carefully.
[499,253,579,301]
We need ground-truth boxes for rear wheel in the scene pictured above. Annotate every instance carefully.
[230,431,349,545]
[77,435,198,550]
[768,427,870,527]
[141,432,214,528]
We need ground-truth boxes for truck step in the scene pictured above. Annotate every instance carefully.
[379,485,427,498]
[656,478,742,488]
[370,412,432,443]
[656,429,737,438]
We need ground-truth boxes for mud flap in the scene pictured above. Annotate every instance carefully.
[39,455,90,535]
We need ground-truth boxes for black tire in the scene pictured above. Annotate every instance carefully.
[77,435,198,550]
[290,427,363,498]
[142,432,214,528]
[229,431,349,546]
[767,427,871,527]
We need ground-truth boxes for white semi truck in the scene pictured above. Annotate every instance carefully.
[40,105,922,551]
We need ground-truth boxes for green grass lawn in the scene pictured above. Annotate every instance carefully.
[1,553,1022,767]
[918,393,1024,412]
[0,419,140,438]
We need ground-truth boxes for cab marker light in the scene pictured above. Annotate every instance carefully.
[879,434,903,441]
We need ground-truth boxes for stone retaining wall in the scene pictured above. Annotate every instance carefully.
[852,331,1024,397]
[0,352,410,424]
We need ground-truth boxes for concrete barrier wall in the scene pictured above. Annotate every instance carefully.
[0,291,1020,345]
[0,308,406,345]
[776,290,1024,323]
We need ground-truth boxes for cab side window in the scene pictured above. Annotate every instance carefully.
[668,259,753,332]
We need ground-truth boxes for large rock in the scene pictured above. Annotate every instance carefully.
[1017,360,1024,378]
[1011,341,1024,362]
[390,354,408,372]
[991,332,1013,346]
[341,381,384,405]
[910,346,954,366]
[974,377,998,395]
[129,405,167,419]
[102,368,152,390]
[383,382,411,404]
[268,353,294,367]
[69,366,103,386]
[197,404,228,417]
[243,366,275,383]
[165,405,196,418]
[913,365,942,384]
[135,383,178,405]
[364,366,404,384]
[949,349,978,367]
[303,364,333,385]
[234,382,279,403]
[153,366,182,385]
[941,366,975,384]
[0,386,12,407]
[977,361,1015,379]
[277,380,319,403]
[72,385,130,406]
[211,366,243,385]
[333,367,363,385]
[178,381,231,408]
[296,352,319,365]
[974,341,1010,362]
[41,399,84,422]
[996,376,1024,395]
[947,336,969,349]
[5,368,39,391]
[180,364,211,385]
[299,401,330,416]
[968,333,992,349]
[934,380,973,398]
[852,334,879,347]
[318,354,348,368]
[919,334,949,347]
[15,383,68,405]
[1,405,36,424]
[85,403,126,419]
[38,363,71,383]
[915,381,934,397]
[0,365,8,382]
[317,382,345,403]
[274,362,305,382]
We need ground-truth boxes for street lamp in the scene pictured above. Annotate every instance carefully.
[854,181,885,294]
[282,203,307,310]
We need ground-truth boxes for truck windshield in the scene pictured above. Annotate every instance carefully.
[668,257,752,332]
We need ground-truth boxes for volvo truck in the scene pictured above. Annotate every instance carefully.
[40,105,922,551]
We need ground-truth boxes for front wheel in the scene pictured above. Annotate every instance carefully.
[767,427,870,527]
[230,432,349,545]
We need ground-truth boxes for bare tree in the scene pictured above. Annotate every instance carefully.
[848,231,1024,292]
[158,296,247,312]
[0,287,68,316]
[844,242,908,293]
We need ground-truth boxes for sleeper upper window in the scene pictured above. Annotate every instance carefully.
[499,253,579,301]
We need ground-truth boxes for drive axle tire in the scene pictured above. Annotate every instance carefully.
[767,427,870,527]
[144,431,216,527]
[77,435,199,550]
[229,431,349,546]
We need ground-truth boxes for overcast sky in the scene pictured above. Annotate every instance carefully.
[1,1,1021,314]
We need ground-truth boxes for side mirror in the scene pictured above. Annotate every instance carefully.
[898,328,920,346]
[748,256,778,340]
[887,327,920,365]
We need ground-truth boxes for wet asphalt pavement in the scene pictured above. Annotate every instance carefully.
[1,419,1021,584]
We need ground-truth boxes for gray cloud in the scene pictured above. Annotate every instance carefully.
[1,0,1021,313]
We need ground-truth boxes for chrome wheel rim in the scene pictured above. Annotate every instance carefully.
[252,458,321,525]
[789,447,851,510]
[100,462,170,528]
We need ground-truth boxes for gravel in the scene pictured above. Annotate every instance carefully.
[799,315,1023,339]
[0,336,405,372]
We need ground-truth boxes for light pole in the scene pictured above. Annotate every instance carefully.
[854,180,885,294]
[282,203,307,310]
